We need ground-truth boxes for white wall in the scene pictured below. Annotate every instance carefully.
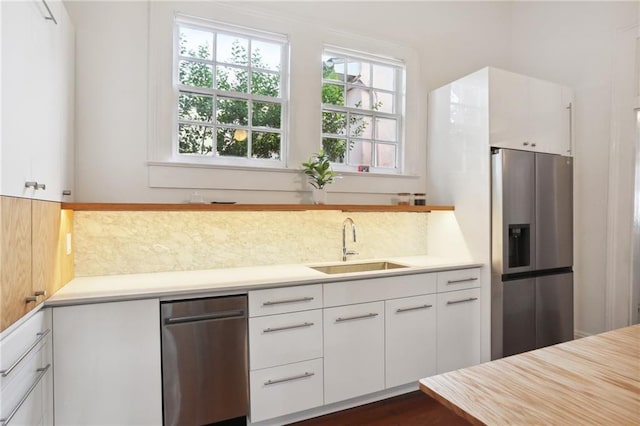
[508,1,638,335]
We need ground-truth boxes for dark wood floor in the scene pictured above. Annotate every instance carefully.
[292,391,470,426]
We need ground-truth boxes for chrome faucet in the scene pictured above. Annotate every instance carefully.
[342,217,358,261]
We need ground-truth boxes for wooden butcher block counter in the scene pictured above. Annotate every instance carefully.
[420,325,640,425]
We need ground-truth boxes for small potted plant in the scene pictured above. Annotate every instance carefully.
[302,150,337,204]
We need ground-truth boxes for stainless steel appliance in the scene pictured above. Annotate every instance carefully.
[491,148,574,359]
[161,295,248,425]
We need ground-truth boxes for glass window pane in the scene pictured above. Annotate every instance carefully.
[373,91,394,113]
[322,138,347,163]
[347,60,371,86]
[375,117,397,141]
[216,66,248,92]
[322,83,344,106]
[216,127,248,157]
[323,55,345,82]
[253,101,281,128]
[348,140,372,166]
[372,64,395,90]
[322,111,347,135]
[178,124,213,155]
[251,132,281,159]
[346,88,370,110]
[251,71,280,97]
[349,114,372,139]
[216,33,248,65]
[178,93,213,123]
[216,98,248,126]
[376,143,397,168]
[178,27,213,60]
[252,40,281,71]
[179,60,213,88]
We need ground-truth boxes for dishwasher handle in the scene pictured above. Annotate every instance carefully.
[164,309,245,325]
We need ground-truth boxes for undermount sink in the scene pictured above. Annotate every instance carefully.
[309,261,408,275]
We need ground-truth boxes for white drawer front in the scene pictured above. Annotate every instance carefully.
[323,273,436,307]
[250,310,322,371]
[249,285,322,317]
[0,309,51,381]
[437,268,481,293]
[249,358,323,423]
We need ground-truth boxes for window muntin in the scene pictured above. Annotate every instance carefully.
[175,19,288,164]
[321,49,404,171]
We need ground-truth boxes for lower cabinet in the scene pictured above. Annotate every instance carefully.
[52,299,162,426]
[249,358,323,423]
[436,287,481,374]
[323,301,385,404]
[385,294,437,388]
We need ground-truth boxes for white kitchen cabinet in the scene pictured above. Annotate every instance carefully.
[489,68,573,156]
[53,299,162,426]
[323,301,385,404]
[385,294,437,388]
[1,0,74,201]
[0,308,52,426]
[436,287,481,374]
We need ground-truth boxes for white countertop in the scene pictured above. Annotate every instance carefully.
[45,256,481,306]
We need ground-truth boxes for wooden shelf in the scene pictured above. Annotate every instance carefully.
[61,203,454,213]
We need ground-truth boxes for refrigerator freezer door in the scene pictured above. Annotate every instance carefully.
[502,278,536,356]
[536,153,573,270]
[536,272,574,348]
[499,149,536,274]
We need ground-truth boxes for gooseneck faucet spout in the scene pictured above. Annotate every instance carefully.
[342,217,358,261]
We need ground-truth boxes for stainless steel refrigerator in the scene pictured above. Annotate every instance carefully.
[491,148,574,360]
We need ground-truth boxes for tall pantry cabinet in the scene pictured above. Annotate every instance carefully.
[1,0,75,332]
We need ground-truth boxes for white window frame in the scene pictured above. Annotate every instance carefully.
[321,45,405,174]
[173,15,290,168]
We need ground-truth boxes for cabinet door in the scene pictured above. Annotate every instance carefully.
[436,288,481,374]
[385,295,436,388]
[1,197,33,331]
[528,78,566,155]
[489,68,529,150]
[324,302,385,404]
[53,299,163,426]
[31,201,61,302]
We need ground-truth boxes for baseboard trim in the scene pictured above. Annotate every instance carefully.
[574,329,592,339]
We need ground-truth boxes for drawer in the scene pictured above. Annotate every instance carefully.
[249,358,323,423]
[249,285,322,317]
[0,309,51,384]
[249,309,322,370]
[323,273,436,307]
[437,268,481,293]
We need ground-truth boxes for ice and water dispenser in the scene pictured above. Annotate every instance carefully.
[508,224,530,268]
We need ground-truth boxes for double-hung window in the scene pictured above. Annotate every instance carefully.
[175,17,288,166]
[321,47,405,172]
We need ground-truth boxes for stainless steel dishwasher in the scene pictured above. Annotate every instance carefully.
[161,295,248,426]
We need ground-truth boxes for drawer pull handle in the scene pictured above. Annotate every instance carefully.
[447,277,478,285]
[336,312,378,322]
[0,364,51,426]
[447,297,478,305]
[396,304,433,313]
[262,296,314,306]
[0,329,50,377]
[263,322,314,333]
[264,372,314,386]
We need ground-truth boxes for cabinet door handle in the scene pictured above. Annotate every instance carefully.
[531,143,537,148]
[0,364,51,426]
[41,0,58,24]
[396,304,433,313]
[523,142,530,146]
[25,296,38,303]
[446,297,478,305]
[264,371,314,386]
[447,277,478,285]
[34,290,46,297]
[262,296,314,306]
[0,329,50,378]
[35,183,46,190]
[335,312,378,322]
[24,181,38,189]
[263,322,314,333]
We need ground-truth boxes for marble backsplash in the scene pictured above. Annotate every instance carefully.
[73,210,429,276]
